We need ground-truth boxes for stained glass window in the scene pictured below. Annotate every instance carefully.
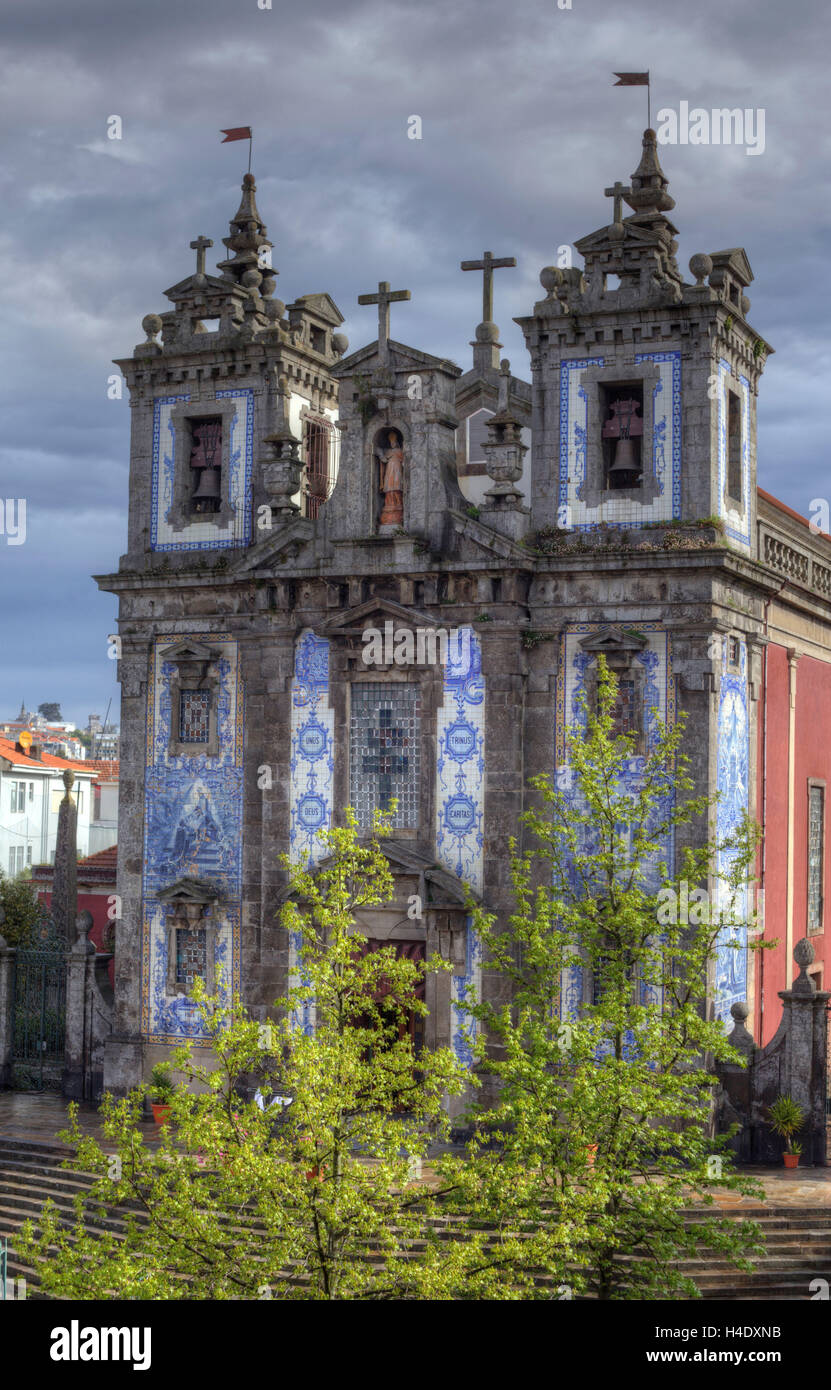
[179,689,211,744]
[610,678,637,739]
[808,785,825,934]
[350,683,420,829]
[176,927,207,989]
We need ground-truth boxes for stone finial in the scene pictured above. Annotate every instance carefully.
[331,332,349,357]
[727,1000,756,1055]
[539,266,563,299]
[62,769,75,795]
[689,253,713,286]
[216,172,276,297]
[625,129,675,214]
[792,936,816,995]
[135,312,163,358]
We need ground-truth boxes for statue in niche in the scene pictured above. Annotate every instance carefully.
[376,428,405,526]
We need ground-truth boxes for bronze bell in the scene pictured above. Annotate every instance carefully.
[608,435,641,485]
[192,467,222,501]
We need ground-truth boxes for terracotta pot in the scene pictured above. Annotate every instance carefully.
[585,1144,598,1168]
[783,1152,800,1169]
[151,1102,172,1125]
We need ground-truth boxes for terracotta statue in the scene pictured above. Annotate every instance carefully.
[377,429,404,526]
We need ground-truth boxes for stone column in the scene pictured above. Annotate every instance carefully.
[52,770,78,944]
[62,910,95,1100]
[775,938,830,1165]
[0,928,15,1089]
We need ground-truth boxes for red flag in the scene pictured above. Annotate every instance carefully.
[220,127,252,142]
[613,72,649,86]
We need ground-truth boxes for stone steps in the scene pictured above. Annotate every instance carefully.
[1,1138,829,1300]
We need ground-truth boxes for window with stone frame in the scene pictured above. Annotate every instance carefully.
[726,387,743,503]
[808,782,825,935]
[601,384,644,491]
[302,417,334,519]
[179,689,212,744]
[176,925,208,989]
[349,682,421,829]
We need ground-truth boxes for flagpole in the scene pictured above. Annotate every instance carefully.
[647,73,651,129]
[248,129,253,175]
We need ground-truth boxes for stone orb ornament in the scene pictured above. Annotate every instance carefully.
[475,322,500,342]
[689,253,713,287]
[141,313,163,342]
[741,295,751,316]
[332,332,349,356]
[241,268,263,290]
[539,266,563,297]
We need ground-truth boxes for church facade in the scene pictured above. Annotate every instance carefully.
[98,130,831,1100]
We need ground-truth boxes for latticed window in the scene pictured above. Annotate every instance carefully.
[610,678,637,738]
[350,683,420,829]
[808,784,825,934]
[303,418,334,519]
[175,927,207,988]
[179,689,211,744]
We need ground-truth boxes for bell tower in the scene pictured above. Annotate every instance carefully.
[516,129,771,555]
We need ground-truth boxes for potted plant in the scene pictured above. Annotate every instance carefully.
[149,1063,175,1125]
[767,1094,805,1167]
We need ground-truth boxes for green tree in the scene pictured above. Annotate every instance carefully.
[442,655,768,1299]
[19,814,468,1299]
[0,871,45,946]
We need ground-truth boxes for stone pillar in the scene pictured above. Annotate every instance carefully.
[62,910,95,1100]
[52,770,78,945]
[0,929,15,1089]
[775,938,830,1165]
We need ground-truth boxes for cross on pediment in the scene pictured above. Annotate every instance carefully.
[190,235,214,277]
[460,250,516,324]
[357,280,410,363]
[604,183,631,226]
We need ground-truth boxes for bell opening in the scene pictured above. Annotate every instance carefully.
[601,385,644,491]
[188,417,223,514]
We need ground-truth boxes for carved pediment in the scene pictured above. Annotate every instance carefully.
[276,839,479,909]
[159,639,221,665]
[157,876,219,905]
[230,517,315,575]
[321,597,440,635]
[332,339,462,379]
[578,625,648,655]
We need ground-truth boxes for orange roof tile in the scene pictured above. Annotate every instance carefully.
[0,736,94,775]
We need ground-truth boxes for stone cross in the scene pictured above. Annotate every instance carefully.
[604,182,631,225]
[190,235,214,277]
[460,251,516,324]
[357,281,411,362]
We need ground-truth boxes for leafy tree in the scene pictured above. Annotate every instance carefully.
[441,655,768,1299]
[0,871,45,946]
[19,815,469,1299]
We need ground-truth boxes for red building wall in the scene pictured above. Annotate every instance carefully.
[756,643,831,1045]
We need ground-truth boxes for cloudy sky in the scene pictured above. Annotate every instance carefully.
[0,0,828,726]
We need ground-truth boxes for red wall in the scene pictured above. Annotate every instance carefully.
[756,645,831,1044]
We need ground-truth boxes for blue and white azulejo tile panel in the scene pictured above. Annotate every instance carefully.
[435,627,485,1066]
[558,352,681,530]
[141,634,243,1042]
[714,637,750,1021]
[289,631,334,869]
[150,388,254,551]
[555,623,675,1019]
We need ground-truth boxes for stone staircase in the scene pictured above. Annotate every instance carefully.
[2,1136,830,1300]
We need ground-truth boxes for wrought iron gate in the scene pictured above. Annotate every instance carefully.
[12,920,67,1090]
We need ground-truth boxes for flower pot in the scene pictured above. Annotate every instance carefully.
[783,1152,800,1169]
[151,1102,172,1125]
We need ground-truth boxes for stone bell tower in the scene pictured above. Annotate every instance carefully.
[517,128,770,557]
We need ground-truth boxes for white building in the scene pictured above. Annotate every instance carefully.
[0,735,96,874]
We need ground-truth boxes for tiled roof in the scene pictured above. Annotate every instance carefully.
[0,735,94,775]
[32,843,118,883]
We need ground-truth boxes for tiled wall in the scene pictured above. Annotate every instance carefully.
[555,624,675,1019]
[558,351,682,530]
[141,635,243,1041]
[714,636,750,1019]
[435,627,485,1065]
[150,388,254,551]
